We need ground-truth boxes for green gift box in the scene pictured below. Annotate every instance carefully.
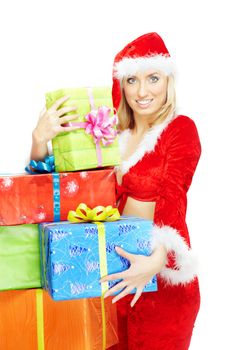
[0,224,41,291]
[46,87,121,172]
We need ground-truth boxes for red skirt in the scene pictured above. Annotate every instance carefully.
[108,277,200,350]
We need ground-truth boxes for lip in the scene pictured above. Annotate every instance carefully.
[136,99,153,109]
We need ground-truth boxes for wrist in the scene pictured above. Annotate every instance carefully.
[149,244,168,270]
[32,128,48,144]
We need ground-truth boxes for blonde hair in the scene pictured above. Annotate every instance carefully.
[117,74,176,131]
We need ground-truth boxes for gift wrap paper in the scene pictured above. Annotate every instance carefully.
[0,224,41,291]
[46,87,120,172]
[39,217,157,301]
[0,289,118,350]
[0,169,116,226]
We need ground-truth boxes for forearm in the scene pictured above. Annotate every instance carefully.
[149,244,167,271]
[30,129,49,161]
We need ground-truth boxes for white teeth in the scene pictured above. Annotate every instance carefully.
[137,99,152,105]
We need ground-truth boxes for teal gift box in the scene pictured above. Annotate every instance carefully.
[39,217,157,301]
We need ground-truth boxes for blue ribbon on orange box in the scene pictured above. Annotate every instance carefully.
[52,173,60,221]
[25,156,60,221]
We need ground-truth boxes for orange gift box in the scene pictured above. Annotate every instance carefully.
[0,289,118,350]
[0,169,116,226]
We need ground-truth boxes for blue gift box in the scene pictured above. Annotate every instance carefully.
[39,216,157,301]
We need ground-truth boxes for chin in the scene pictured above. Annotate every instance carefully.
[135,108,158,118]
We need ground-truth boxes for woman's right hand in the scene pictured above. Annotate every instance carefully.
[32,95,79,144]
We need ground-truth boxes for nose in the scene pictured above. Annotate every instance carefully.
[137,80,149,98]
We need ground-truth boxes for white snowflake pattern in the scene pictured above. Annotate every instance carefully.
[1,177,14,189]
[37,212,46,220]
[80,171,88,179]
[65,180,79,194]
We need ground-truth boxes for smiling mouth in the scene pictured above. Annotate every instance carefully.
[136,99,153,107]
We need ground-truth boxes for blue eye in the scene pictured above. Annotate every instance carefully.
[149,75,159,83]
[126,77,136,84]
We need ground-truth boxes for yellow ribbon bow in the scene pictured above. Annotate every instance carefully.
[67,203,120,223]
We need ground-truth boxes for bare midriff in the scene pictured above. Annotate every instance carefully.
[122,196,156,221]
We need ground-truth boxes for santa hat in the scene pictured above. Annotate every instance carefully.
[112,32,175,111]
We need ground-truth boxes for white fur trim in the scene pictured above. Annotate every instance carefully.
[116,113,176,175]
[151,225,199,285]
[114,55,175,79]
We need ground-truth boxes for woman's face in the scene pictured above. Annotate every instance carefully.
[122,70,168,120]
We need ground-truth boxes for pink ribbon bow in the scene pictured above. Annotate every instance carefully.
[84,106,117,146]
[64,106,117,167]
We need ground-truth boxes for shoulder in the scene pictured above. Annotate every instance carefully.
[164,115,201,143]
[161,115,201,158]
[170,115,199,131]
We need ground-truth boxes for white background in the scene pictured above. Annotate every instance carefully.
[0,1,227,348]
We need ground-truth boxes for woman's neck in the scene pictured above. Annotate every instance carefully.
[133,114,156,135]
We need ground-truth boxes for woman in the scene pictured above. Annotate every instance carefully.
[100,32,201,350]
[31,32,201,350]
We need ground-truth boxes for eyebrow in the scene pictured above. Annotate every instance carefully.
[147,72,160,76]
[125,72,161,81]
[127,72,160,78]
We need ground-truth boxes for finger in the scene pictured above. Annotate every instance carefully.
[104,281,128,298]
[58,125,81,133]
[100,271,127,283]
[39,107,47,118]
[115,246,136,263]
[130,288,143,308]
[59,114,79,125]
[50,95,70,111]
[112,286,134,304]
[57,105,78,117]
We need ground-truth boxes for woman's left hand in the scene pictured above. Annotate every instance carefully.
[100,245,167,307]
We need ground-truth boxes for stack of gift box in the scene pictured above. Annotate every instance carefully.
[0,87,157,350]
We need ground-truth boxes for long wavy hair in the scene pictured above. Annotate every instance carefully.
[117,74,176,132]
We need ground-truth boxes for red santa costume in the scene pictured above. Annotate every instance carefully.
[110,33,201,350]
